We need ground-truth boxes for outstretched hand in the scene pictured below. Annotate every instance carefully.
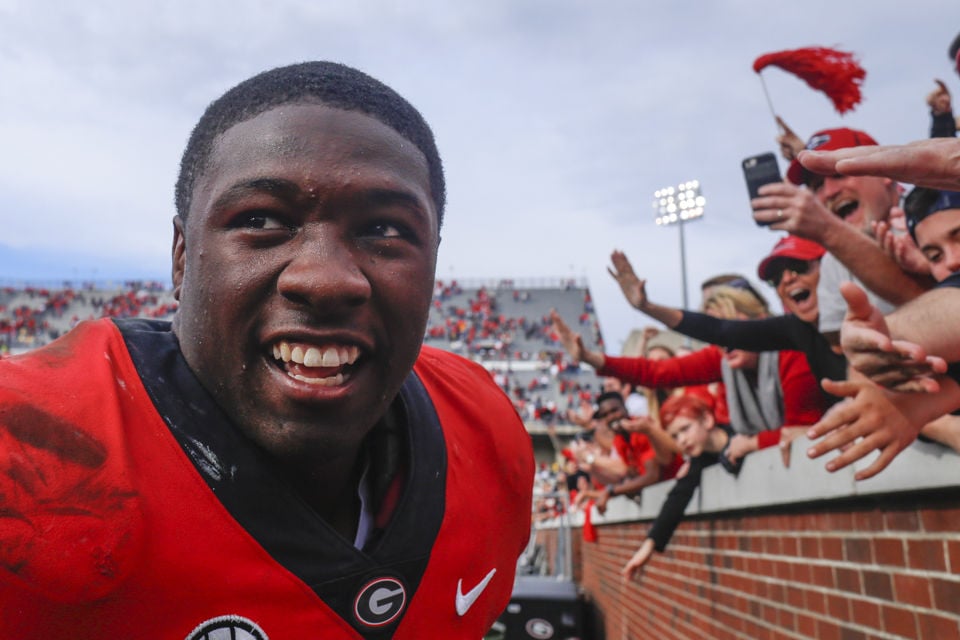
[927,79,952,115]
[608,250,648,310]
[872,209,930,277]
[839,282,946,392]
[622,537,656,582]
[723,434,757,465]
[549,309,585,364]
[806,377,923,480]
[797,137,960,191]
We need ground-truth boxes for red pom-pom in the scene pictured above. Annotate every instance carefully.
[753,47,866,114]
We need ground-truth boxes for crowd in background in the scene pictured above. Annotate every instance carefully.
[0,281,176,353]
[534,40,960,580]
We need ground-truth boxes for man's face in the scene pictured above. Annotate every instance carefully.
[596,397,627,431]
[172,103,439,462]
[915,208,960,282]
[767,258,820,323]
[812,174,896,231]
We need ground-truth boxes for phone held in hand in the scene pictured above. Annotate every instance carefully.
[742,152,781,226]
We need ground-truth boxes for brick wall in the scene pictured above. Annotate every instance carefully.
[562,492,960,640]
[540,440,960,640]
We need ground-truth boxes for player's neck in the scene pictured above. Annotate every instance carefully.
[280,449,365,541]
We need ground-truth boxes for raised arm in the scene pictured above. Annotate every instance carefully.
[675,311,808,353]
[621,415,681,466]
[549,309,606,370]
[751,181,932,306]
[798,137,960,191]
[607,250,682,328]
[600,347,724,390]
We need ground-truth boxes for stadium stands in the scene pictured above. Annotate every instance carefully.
[0,277,604,440]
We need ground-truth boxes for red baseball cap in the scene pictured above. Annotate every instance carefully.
[786,127,878,186]
[757,235,826,282]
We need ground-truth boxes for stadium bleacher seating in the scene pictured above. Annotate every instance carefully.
[0,277,604,435]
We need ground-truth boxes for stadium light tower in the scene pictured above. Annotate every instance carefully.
[653,180,705,310]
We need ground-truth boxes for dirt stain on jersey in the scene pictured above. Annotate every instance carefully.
[0,403,107,469]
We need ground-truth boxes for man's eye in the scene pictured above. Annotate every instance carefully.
[366,222,405,238]
[238,212,287,230]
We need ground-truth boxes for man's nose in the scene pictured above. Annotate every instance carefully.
[779,269,798,288]
[944,245,960,276]
[276,225,371,311]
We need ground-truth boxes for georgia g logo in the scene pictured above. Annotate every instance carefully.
[354,576,408,628]
[185,615,268,640]
[806,133,832,151]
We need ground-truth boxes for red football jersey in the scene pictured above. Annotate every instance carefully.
[0,319,533,638]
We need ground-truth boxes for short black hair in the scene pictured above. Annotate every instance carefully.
[175,61,445,226]
[904,186,960,243]
[904,187,941,242]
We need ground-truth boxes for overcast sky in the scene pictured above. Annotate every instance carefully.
[1,1,957,349]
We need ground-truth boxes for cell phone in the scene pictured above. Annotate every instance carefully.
[742,152,781,226]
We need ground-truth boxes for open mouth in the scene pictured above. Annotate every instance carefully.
[832,199,859,220]
[788,287,811,303]
[270,341,360,386]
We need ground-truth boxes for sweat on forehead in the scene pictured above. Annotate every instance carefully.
[174,61,445,226]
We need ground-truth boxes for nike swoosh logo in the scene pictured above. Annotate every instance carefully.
[455,567,497,616]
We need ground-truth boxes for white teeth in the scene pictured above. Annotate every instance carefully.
[321,347,340,367]
[290,346,305,364]
[303,347,323,367]
[271,341,360,367]
[290,372,345,386]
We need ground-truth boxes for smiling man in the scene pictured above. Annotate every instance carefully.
[0,62,533,638]
[904,187,960,281]
[750,127,934,343]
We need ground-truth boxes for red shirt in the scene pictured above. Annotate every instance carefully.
[601,345,825,449]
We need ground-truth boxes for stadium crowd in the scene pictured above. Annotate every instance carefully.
[0,276,605,430]
[538,42,960,580]
[0,281,177,354]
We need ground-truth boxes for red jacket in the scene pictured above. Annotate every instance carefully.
[601,345,824,449]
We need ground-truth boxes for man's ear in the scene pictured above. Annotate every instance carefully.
[171,216,186,301]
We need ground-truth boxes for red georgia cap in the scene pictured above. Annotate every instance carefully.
[757,235,826,281]
[786,127,878,186]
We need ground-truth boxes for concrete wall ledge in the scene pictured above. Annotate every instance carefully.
[567,435,959,527]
